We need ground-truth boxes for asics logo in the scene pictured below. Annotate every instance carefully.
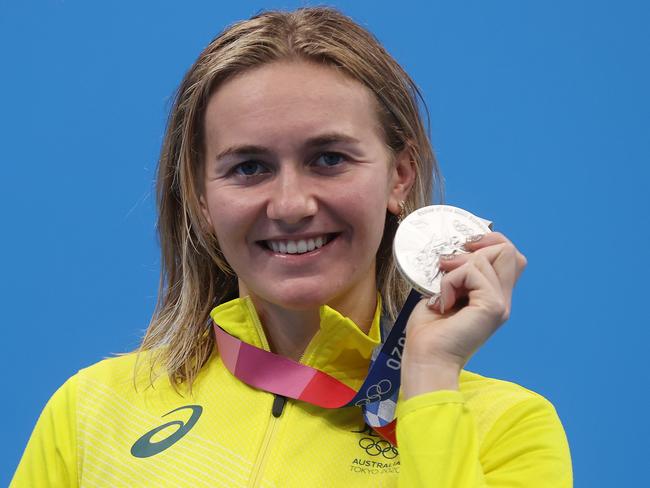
[131,405,203,458]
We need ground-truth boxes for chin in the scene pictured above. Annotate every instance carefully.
[269,290,332,310]
[257,281,341,311]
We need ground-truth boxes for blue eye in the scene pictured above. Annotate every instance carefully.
[233,161,267,177]
[314,152,345,167]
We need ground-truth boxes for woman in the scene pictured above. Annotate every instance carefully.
[12,7,572,487]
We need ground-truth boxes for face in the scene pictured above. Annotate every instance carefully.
[201,60,413,312]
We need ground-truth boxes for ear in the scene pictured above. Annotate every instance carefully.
[199,193,214,229]
[387,148,416,215]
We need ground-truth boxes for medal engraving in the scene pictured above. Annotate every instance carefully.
[393,205,493,295]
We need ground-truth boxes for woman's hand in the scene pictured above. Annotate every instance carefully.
[400,232,528,399]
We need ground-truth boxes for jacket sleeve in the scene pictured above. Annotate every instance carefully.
[11,375,79,488]
[396,390,573,487]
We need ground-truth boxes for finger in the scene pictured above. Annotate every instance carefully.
[439,242,524,292]
[460,248,516,320]
[440,260,508,322]
[475,243,517,292]
[470,252,505,298]
[436,258,499,313]
[446,256,504,307]
[439,233,519,268]
[462,232,527,277]
[475,245,517,314]
[461,231,508,251]
[471,253,512,318]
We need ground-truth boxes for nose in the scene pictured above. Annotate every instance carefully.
[266,166,318,225]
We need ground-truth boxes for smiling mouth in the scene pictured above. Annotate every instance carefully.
[259,233,339,255]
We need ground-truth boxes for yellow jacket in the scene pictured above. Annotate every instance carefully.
[12,297,572,486]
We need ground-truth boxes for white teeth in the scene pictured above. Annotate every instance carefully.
[267,235,331,254]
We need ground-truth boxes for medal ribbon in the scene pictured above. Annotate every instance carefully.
[213,289,421,446]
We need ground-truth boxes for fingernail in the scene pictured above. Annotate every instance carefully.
[427,295,446,314]
[465,234,484,244]
[427,295,441,310]
[439,253,457,261]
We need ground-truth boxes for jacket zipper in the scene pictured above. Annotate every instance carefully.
[246,302,316,487]
[248,395,285,488]
[249,351,306,485]
[247,310,289,488]
[272,394,287,417]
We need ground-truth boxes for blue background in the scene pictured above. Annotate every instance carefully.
[2,1,648,485]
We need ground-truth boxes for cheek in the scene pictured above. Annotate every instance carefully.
[205,193,252,250]
[332,176,390,241]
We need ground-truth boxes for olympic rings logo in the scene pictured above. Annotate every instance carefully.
[358,437,399,459]
[453,219,473,236]
[354,379,392,407]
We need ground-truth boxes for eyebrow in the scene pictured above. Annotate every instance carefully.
[214,132,362,161]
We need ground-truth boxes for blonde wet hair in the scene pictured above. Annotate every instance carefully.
[137,7,441,389]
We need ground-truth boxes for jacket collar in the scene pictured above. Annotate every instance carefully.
[210,296,382,390]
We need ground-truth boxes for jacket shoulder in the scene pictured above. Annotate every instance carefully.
[75,349,177,399]
[459,369,559,440]
[460,369,548,402]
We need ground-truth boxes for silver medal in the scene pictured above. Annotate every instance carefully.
[393,205,493,296]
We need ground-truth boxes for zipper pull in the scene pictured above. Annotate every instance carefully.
[272,394,287,418]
